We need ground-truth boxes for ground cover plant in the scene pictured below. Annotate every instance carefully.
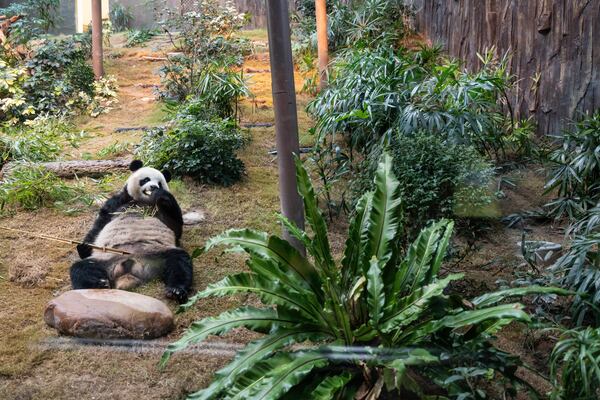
[0,163,94,214]
[0,115,84,164]
[125,29,159,47]
[162,155,566,399]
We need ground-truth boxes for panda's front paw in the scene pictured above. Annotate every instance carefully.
[77,243,92,259]
[165,287,188,304]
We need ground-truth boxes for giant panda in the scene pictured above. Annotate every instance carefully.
[70,160,193,303]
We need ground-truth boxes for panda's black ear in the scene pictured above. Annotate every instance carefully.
[129,160,143,171]
[162,170,172,183]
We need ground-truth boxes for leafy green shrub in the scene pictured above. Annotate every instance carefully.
[550,327,600,399]
[0,0,60,47]
[329,0,412,50]
[157,0,249,103]
[124,29,159,47]
[0,60,33,124]
[161,155,566,399]
[109,3,133,32]
[0,163,93,213]
[24,37,94,115]
[550,207,600,326]
[136,106,246,185]
[309,47,512,159]
[544,112,600,220]
[354,132,493,232]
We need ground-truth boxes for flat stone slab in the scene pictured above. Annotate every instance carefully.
[44,290,174,339]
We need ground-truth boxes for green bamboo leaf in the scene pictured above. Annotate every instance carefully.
[471,286,573,308]
[204,228,323,299]
[160,307,295,369]
[310,372,353,400]
[294,156,336,274]
[188,328,329,400]
[367,257,385,328]
[362,153,403,270]
[225,351,330,400]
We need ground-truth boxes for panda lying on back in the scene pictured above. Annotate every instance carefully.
[70,160,193,303]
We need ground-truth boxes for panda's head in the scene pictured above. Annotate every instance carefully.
[126,160,171,202]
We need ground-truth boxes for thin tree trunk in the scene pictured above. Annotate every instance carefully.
[91,0,104,79]
[315,0,329,91]
[265,0,305,254]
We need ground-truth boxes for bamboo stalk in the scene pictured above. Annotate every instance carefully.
[0,226,132,255]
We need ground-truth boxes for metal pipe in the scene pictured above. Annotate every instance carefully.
[91,0,104,79]
[266,0,305,254]
[315,0,329,91]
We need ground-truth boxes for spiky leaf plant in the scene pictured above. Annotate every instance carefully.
[162,155,567,399]
[550,327,600,400]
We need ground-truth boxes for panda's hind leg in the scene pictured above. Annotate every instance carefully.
[159,248,193,304]
[70,258,111,289]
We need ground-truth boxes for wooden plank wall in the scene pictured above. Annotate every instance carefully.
[415,0,599,136]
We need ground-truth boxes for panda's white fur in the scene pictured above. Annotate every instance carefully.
[126,166,170,201]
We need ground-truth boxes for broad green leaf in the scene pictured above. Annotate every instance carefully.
[294,156,336,275]
[400,303,531,344]
[426,220,454,282]
[188,328,329,400]
[204,228,324,299]
[381,273,463,333]
[226,351,329,400]
[341,191,372,291]
[385,348,439,389]
[471,286,572,308]
[180,272,324,323]
[367,257,385,328]
[160,307,295,369]
[391,221,449,303]
[310,372,353,400]
[362,153,403,271]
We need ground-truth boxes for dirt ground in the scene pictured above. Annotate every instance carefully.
[0,30,565,399]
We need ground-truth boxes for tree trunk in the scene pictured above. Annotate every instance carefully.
[315,0,329,91]
[91,0,104,79]
[0,159,132,180]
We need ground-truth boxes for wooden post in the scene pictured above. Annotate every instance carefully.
[315,0,329,91]
[91,0,104,79]
[266,0,305,253]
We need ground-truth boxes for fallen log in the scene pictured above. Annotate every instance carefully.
[141,56,168,62]
[0,158,132,180]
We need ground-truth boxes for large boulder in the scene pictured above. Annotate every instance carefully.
[44,289,174,339]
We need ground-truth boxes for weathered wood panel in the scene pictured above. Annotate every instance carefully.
[416,0,600,136]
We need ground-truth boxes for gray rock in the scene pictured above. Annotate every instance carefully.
[44,289,174,339]
[183,210,206,225]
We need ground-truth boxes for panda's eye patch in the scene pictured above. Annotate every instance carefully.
[158,182,163,188]
[139,177,150,186]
